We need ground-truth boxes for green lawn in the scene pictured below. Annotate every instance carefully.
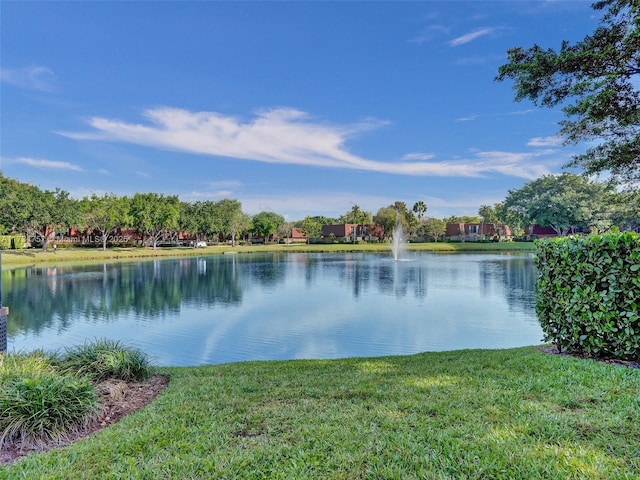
[3,347,638,479]
[0,241,535,268]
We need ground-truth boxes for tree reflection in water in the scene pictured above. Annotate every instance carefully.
[4,253,541,365]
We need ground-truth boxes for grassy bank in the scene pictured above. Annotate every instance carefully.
[1,241,535,268]
[2,346,638,478]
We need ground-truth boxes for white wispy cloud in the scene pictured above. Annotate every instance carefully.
[189,190,235,199]
[14,157,83,171]
[187,180,243,199]
[61,107,388,169]
[469,150,553,179]
[508,109,537,116]
[527,135,564,147]
[0,66,57,92]
[207,180,244,188]
[455,109,535,122]
[449,28,494,47]
[68,187,109,199]
[61,106,552,180]
[408,24,449,44]
[456,114,481,122]
[401,152,436,161]
[394,150,553,180]
[453,53,505,66]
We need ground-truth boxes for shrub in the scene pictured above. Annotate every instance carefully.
[0,350,55,382]
[0,235,26,250]
[0,354,99,448]
[56,338,153,382]
[535,231,640,359]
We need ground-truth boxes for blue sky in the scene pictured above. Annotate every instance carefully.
[1,1,599,221]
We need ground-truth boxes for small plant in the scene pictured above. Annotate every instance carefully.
[0,350,56,382]
[0,354,99,448]
[56,338,153,382]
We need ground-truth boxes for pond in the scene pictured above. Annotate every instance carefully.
[3,252,542,366]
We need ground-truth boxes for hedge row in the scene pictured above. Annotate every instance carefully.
[0,235,26,250]
[535,232,640,360]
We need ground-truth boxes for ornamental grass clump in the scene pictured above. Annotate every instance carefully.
[0,350,55,381]
[0,353,99,449]
[55,338,153,382]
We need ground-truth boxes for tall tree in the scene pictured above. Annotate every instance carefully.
[423,218,446,242]
[306,215,338,226]
[130,193,180,249]
[609,189,640,231]
[277,222,294,244]
[251,211,285,244]
[504,173,615,236]
[178,201,200,244]
[479,202,526,237]
[196,200,223,242]
[217,199,244,246]
[373,203,415,239]
[478,204,500,224]
[23,187,79,251]
[412,201,427,220]
[300,216,322,243]
[80,193,130,250]
[0,174,34,234]
[445,215,482,225]
[394,201,416,228]
[373,206,396,240]
[230,212,252,245]
[340,205,372,225]
[496,0,640,186]
[381,201,417,234]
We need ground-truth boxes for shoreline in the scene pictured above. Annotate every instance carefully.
[0,241,536,269]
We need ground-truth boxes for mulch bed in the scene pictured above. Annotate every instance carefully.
[1,375,170,466]
[539,345,640,369]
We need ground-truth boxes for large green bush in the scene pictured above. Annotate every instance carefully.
[535,232,640,359]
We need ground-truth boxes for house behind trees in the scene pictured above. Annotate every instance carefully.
[446,223,512,241]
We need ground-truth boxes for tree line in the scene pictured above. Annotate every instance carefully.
[0,173,447,250]
[3,1,639,249]
[487,173,639,237]
[2,171,638,252]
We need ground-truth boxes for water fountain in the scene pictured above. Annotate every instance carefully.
[4,253,540,365]
[391,219,408,261]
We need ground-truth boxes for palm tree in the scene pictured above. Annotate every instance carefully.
[351,205,362,221]
[412,201,427,220]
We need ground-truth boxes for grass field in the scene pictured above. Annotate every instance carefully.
[10,241,613,478]
[1,241,536,268]
[2,347,638,479]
